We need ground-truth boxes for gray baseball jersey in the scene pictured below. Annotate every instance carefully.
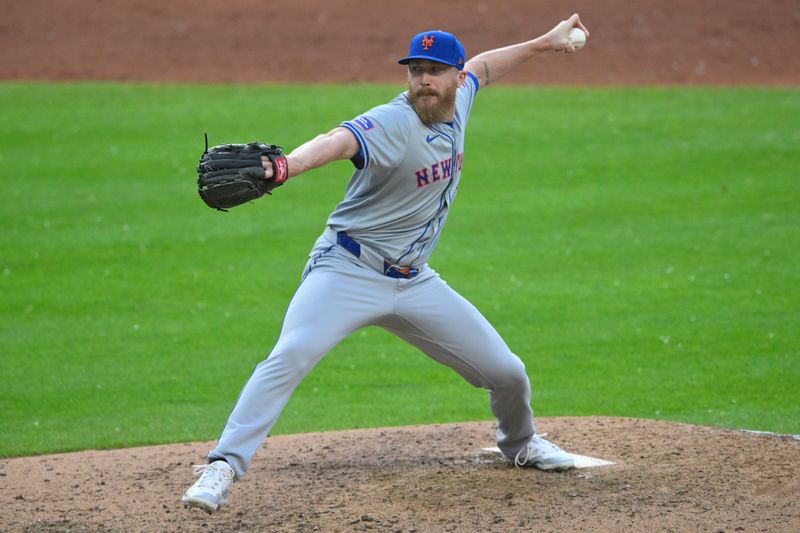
[330,72,479,267]
[206,71,538,480]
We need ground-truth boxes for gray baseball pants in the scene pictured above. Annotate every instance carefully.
[208,231,536,479]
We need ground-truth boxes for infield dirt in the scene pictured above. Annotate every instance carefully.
[3,0,799,531]
[2,0,800,85]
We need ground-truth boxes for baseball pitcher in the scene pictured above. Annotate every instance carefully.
[186,14,590,513]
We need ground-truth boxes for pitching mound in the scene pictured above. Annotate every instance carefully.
[2,417,798,532]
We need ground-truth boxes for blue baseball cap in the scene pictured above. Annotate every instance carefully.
[398,30,466,70]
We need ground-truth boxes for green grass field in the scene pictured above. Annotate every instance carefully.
[0,83,797,457]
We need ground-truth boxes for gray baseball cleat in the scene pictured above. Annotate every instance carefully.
[514,434,575,471]
[182,460,235,512]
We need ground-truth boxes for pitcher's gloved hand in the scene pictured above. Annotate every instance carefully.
[197,139,288,211]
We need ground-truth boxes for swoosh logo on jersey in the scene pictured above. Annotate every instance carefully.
[426,134,440,143]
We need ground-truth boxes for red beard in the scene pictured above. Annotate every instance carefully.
[407,82,458,125]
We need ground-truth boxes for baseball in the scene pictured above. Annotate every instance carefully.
[568,27,587,49]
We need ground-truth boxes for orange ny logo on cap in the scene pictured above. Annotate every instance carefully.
[421,35,435,50]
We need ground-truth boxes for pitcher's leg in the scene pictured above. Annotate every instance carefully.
[387,274,535,458]
[210,264,390,479]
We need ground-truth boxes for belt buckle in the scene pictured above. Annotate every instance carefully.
[383,260,419,279]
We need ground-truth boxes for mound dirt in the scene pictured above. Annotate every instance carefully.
[2,417,798,532]
[3,0,800,85]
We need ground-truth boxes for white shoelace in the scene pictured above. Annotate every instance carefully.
[514,434,558,468]
[191,463,232,489]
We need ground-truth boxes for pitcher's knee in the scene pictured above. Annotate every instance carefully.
[260,336,325,383]
[488,354,529,391]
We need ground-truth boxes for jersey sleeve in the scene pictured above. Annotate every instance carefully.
[454,71,480,126]
[340,103,410,170]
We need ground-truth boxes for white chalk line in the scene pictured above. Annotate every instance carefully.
[740,429,800,441]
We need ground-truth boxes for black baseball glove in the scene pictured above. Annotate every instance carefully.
[197,135,289,211]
